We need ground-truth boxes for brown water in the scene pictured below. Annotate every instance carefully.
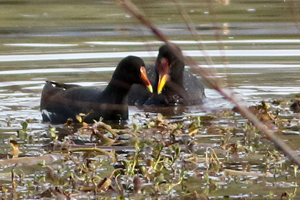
[1,0,300,199]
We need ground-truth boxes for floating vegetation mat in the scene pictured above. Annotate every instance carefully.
[1,99,300,199]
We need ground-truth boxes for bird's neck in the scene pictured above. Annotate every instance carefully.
[169,69,184,86]
[102,78,132,104]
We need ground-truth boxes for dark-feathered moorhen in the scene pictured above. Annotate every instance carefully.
[128,44,205,106]
[40,56,153,124]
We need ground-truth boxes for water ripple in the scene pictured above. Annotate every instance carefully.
[0,50,299,62]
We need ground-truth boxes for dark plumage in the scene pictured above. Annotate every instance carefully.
[128,44,205,106]
[40,56,153,124]
[290,99,300,113]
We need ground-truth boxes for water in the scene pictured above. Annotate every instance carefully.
[0,0,300,198]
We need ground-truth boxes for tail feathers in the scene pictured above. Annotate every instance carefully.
[41,109,69,123]
[47,81,80,90]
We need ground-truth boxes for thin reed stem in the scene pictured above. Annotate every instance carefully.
[120,0,300,166]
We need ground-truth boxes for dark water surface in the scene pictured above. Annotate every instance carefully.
[1,0,300,199]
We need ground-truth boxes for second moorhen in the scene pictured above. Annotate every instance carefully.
[40,56,153,124]
[128,44,205,106]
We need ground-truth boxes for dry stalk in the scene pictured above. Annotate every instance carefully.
[119,0,300,166]
[173,0,215,68]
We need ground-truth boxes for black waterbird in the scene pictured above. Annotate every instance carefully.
[40,56,153,124]
[128,44,205,106]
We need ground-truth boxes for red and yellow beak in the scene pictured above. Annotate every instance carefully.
[140,66,153,93]
[157,58,170,94]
